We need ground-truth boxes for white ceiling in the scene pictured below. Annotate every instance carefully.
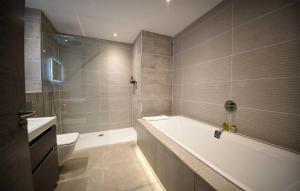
[25,0,222,43]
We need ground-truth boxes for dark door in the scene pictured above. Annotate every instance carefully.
[0,0,34,190]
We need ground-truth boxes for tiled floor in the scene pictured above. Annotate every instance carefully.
[55,142,163,191]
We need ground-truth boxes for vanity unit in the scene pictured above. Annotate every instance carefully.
[27,117,59,191]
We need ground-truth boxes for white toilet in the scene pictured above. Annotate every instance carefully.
[56,133,79,166]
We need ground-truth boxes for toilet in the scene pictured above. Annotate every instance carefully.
[56,133,79,166]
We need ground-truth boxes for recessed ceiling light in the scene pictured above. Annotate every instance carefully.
[166,0,171,2]
[114,32,118,37]
[64,39,68,42]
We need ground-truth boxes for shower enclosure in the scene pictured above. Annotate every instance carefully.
[41,32,132,135]
[49,33,104,134]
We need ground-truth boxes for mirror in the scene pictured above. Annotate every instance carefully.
[48,58,64,84]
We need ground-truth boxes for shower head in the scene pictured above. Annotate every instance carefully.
[52,34,82,46]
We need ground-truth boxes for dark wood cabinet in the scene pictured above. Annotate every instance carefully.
[29,125,59,191]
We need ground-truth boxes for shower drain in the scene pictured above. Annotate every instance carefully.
[98,133,104,137]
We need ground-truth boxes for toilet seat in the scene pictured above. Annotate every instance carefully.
[57,133,79,146]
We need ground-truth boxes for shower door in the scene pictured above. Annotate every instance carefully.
[52,34,104,134]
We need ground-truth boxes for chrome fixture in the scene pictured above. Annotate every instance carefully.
[225,100,237,112]
[214,128,224,139]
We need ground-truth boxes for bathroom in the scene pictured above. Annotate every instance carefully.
[0,0,299,190]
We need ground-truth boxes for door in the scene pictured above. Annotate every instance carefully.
[0,0,34,190]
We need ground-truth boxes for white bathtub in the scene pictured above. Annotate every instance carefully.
[146,116,300,191]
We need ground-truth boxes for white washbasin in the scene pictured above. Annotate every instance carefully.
[27,117,57,142]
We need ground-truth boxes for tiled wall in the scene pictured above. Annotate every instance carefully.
[141,31,173,117]
[132,31,173,125]
[24,8,42,93]
[132,33,142,126]
[25,8,60,119]
[60,37,132,133]
[173,0,300,152]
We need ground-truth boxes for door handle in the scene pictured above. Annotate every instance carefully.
[19,111,36,118]
[18,117,28,130]
[18,110,36,129]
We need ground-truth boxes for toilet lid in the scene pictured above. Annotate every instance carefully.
[57,133,79,146]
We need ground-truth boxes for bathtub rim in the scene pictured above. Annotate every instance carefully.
[141,115,300,191]
[137,118,242,191]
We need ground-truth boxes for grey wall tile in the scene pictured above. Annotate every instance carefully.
[138,31,173,117]
[232,78,300,114]
[142,36,173,56]
[142,84,172,100]
[25,38,41,61]
[233,0,295,26]
[182,31,232,67]
[100,98,131,111]
[182,101,226,126]
[182,1,232,50]
[142,70,171,84]
[234,1,300,53]
[60,38,133,133]
[173,85,182,99]
[142,30,173,42]
[196,82,231,104]
[172,0,300,151]
[62,99,100,114]
[142,53,171,71]
[182,57,231,84]
[172,99,182,115]
[100,85,132,99]
[25,8,41,18]
[233,40,300,80]
[173,35,182,54]
[234,108,300,152]
[143,99,171,116]
[172,68,183,85]
[101,110,132,126]
[24,17,40,39]
[173,53,182,69]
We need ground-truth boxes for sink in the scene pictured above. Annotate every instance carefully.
[27,117,57,142]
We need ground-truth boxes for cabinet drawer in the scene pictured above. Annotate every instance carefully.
[33,147,59,191]
[30,126,56,171]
